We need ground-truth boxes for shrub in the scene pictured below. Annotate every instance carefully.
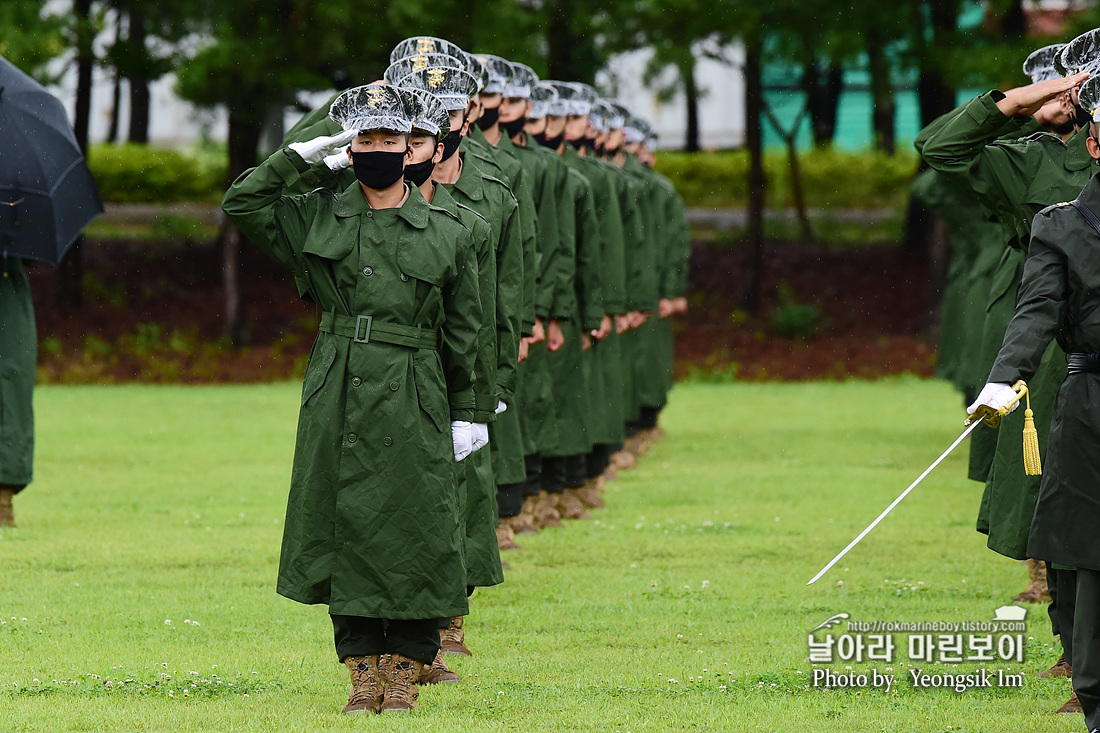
[654,148,918,210]
[87,144,226,203]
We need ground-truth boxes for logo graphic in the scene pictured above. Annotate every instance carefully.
[411,55,429,72]
[417,39,436,54]
[992,605,1027,623]
[811,612,849,633]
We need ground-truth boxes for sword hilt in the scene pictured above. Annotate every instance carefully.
[964,380,1029,428]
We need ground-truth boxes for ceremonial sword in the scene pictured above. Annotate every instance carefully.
[805,382,1030,586]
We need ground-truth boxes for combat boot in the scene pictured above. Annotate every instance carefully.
[1040,651,1072,678]
[341,654,384,714]
[555,489,590,520]
[1012,559,1052,603]
[577,476,606,509]
[0,488,15,528]
[419,647,460,685]
[440,616,471,657]
[381,654,425,713]
[496,522,522,551]
[508,510,539,536]
[534,491,564,528]
[610,449,635,471]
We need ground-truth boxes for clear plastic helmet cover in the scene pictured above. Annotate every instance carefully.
[598,99,626,130]
[610,102,633,129]
[505,62,538,99]
[1078,75,1100,121]
[390,36,466,65]
[385,53,467,86]
[547,81,580,115]
[329,84,414,134]
[645,132,659,150]
[1060,29,1100,76]
[399,66,480,112]
[1024,44,1065,83]
[589,99,613,132]
[539,82,568,117]
[474,54,511,94]
[400,88,451,140]
[566,82,598,116]
[529,83,557,120]
[624,115,647,144]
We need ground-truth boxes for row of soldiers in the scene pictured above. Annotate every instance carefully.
[915,29,1100,729]
[223,36,690,714]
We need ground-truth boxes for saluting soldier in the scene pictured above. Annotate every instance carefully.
[222,83,483,715]
[968,75,1100,733]
[0,256,35,528]
[921,38,1098,709]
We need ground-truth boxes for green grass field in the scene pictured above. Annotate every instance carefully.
[0,379,1083,732]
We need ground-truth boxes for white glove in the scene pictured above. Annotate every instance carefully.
[323,151,351,171]
[288,129,356,165]
[471,423,489,452]
[967,382,1020,416]
[494,400,508,415]
[452,420,473,462]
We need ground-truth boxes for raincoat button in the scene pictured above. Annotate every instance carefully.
[389,381,399,391]
[348,433,357,443]
[363,266,373,277]
[366,211,374,218]
[383,437,393,447]
[352,377,362,387]
[400,273,409,282]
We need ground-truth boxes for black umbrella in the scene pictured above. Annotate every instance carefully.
[0,54,103,266]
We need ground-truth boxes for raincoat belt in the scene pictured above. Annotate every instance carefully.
[1067,353,1100,375]
[319,310,439,350]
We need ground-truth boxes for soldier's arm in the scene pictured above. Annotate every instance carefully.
[593,173,628,315]
[572,173,605,331]
[221,149,332,275]
[467,215,499,424]
[987,209,1070,384]
[441,229,483,422]
[919,92,1038,223]
[493,191,523,400]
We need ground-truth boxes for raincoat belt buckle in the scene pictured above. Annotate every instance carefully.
[353,315,373,343]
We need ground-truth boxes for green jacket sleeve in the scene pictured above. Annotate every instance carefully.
[919,92,1037,227]
[571,170,605,330]
[492,188,523,401]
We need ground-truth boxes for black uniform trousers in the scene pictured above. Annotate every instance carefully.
[1053,568,1100,732]
[331,615,440,666]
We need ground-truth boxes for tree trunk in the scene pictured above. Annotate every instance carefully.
[744,37,766,314]
[221,107,263,345]
[106,10,123,143]
[127,8,150,144]
[867,32,896,155]
[925,216,950,337]
[680,56,700,152]
[57,0,94,311]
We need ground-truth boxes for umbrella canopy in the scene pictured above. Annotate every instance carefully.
[0,54,103,266]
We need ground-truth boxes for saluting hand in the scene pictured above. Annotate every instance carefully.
[288,129,357,166]
[997,72,1089,118]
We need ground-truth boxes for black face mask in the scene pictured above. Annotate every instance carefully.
[567,137,587,151]
[501,117,526,138]
[476,106,500,130]
[351,149,407,190]
[531,130,547,146]
[404,158,435,187]
[1076,105,1092,130]
[539,132,564,150]
[441,130,462,161]
[1053,120,1077,136]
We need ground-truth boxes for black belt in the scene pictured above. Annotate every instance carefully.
[1067,353,1100,374]
[319,311,439,350]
